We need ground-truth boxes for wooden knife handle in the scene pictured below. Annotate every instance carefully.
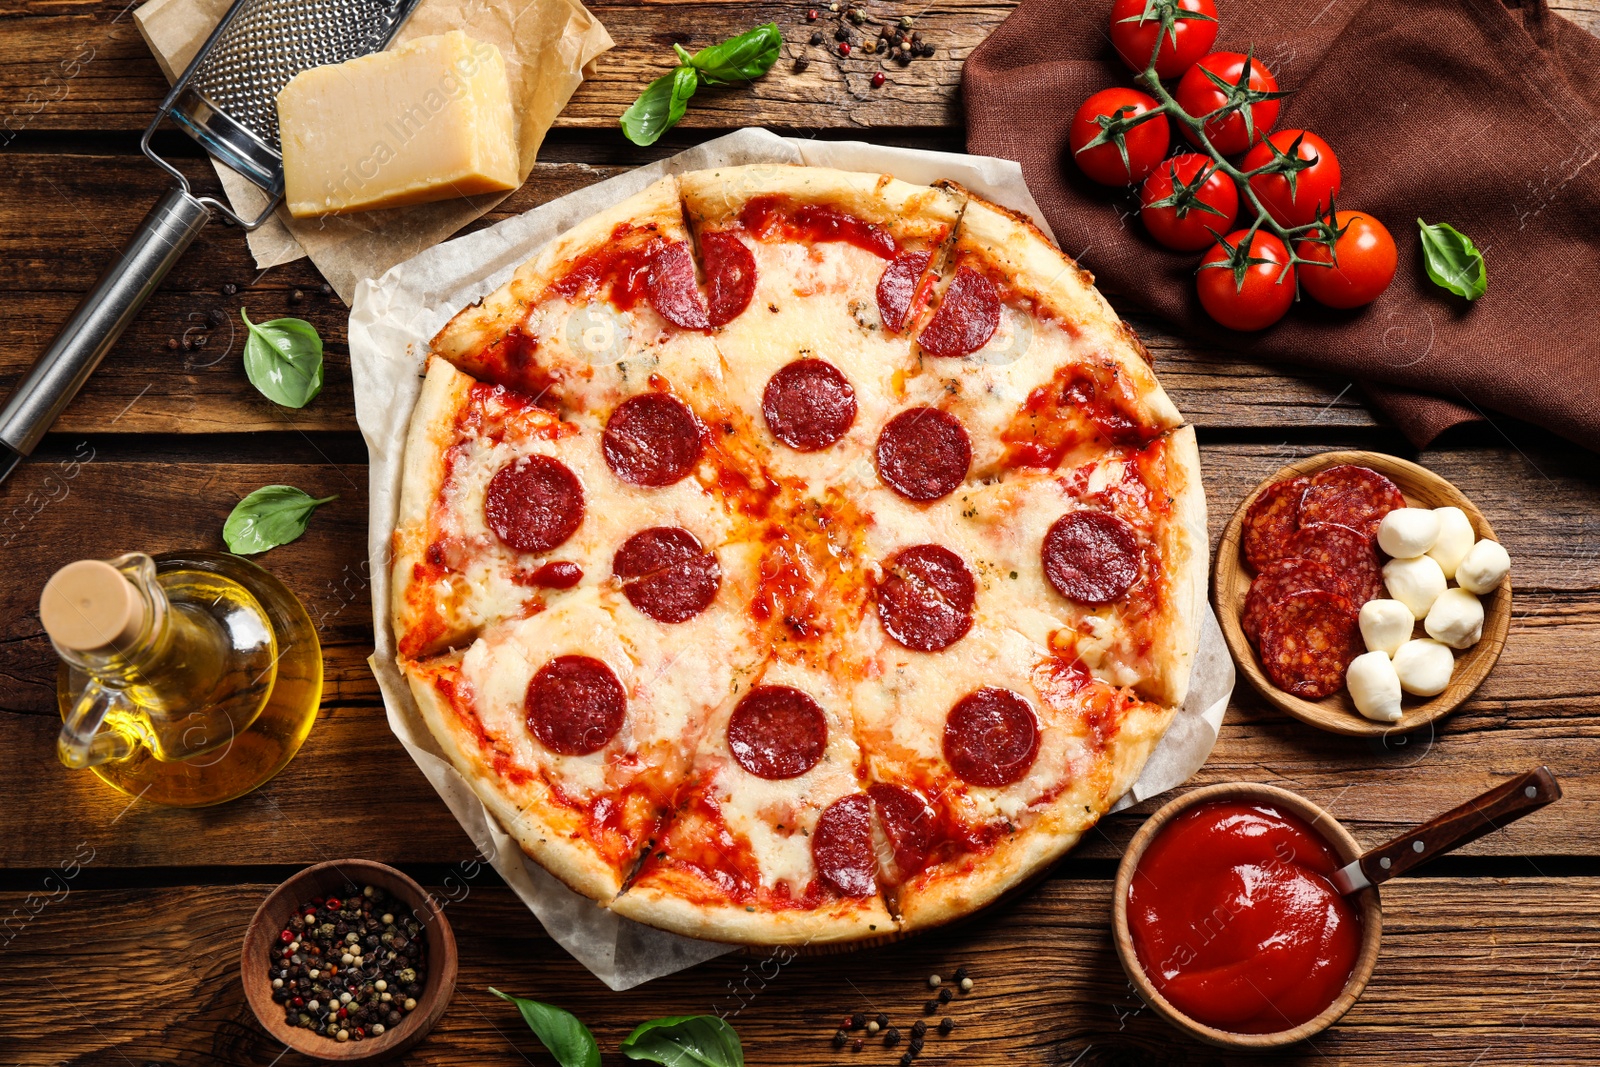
[1357,767,1562,888]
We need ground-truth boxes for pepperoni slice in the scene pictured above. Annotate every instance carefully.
[812,793,876,897]
[700,231,757,327]
[875,407,971,502]
[761,359,857,452]
[1043,510,1142,605]
[868,783,936,884]
[602,393,704,487]
[944,687,1040,788]
[1241,475,1309,569]
[917,266,1000,358]
[1298,465,1406,538]
[1258,589,1364,700]
[726,685,828,780]
[646,240,711,330]
[613,526,720,623]
[1287,522,1385,604]
[525,654,626,755]
[876,544,975,652]
[485,455,584,554]
[876,250,932,333]
[1241,557,1349,646]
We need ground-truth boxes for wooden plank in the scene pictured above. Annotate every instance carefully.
[0,446,1597,867]
[0,150,1378,435]
[1,879,1597,1063]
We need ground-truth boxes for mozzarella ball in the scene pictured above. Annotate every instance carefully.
[1359,599,1414,656]
[1392,639,1455,696]
[1383,555,1448,619]
[1427,506,1476,578]
[1425,587,1484,650]
[1377,507,1440,559]
[1347,651,1403,722]
[1456,539,1510,595]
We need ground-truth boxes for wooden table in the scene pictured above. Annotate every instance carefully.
[3,0,1599,1062]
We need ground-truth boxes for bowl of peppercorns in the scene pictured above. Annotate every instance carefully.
[241,859,458,1061]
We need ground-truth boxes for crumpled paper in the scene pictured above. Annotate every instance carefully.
[133,0,612,301]
[348,128,1234,990]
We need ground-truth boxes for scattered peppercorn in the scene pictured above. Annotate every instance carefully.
[871,71,885,87]
[953,966,969,981]
[834,26,848,40]
[838,41,851,55]
[290,289,304,304]
[192,334,208,349]
[866,1021,880,1035]
[851,1013,866,1030]
[959,977,973,993]
[221,283,238,296]
[847,8,863,23]
[928,975,942,989]
[909,1036,925,1054]
[899,1055,914,1067]
[810,31,823,44]
[911,1020,927,1038]
[939,987,953,1004]
[852,1038,864,1052]
[939,1018,954,1035]
[268,883,425,1042]
[807,8,818,18]
[166,338,178,351]
[794,56,810,72]
[833,1030,848,1048]
[884,1027,901,1047]
[923,999,938,1014]
[899,14,914,27]
[875,1013,889,1028]
[319,283,333,297]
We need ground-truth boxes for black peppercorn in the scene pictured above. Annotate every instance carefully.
[851,1013,866,1030]
[939,987,953,1003]
[938,1018,954,1035]
[833,1030,848,1048]
[835,26,848,40]
[923,999,938,1014]
[221,283,238,296]
[953,966,969,981]
[909,1036,925,1054]
[884,1028,901,1047]
[875,1014,888,1028]
[207,308,226,327]
[810,31,823,44]
[911,1020,927,1037]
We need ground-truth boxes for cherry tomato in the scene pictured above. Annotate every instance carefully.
[1069,88,1171,186]
[1241,130,1341,227]
[1197,230,1296,331]
[1174,52,1281,156]
[1108,0,1220,80]
[1139,154,1239,251]
[1296,211,1397,309]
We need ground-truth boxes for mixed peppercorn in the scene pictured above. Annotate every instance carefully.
[267,884,428,1043]
[830,967,971,1061]
[794,4,936,85]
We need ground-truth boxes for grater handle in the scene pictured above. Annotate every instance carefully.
[0,185,211,479]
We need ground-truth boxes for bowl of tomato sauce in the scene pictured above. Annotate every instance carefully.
[1112,783,1383,1048]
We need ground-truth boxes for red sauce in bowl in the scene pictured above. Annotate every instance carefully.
[1127,801,1363,1034]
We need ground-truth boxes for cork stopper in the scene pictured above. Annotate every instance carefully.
[40,560,146,654]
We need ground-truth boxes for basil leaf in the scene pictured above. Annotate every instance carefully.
[621,64,699,147]
[240,309,324,408]
[1417,218,1487,301]
[622,1015,743,1067]
[222,486,336,555]
[687,23,781,85]
[489,989,601,1067]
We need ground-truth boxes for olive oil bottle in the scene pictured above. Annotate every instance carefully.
[43,550,322,807]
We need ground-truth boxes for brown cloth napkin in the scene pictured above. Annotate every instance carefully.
[964,0,1600,450]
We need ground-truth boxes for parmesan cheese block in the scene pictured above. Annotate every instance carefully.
[278,31,519,218]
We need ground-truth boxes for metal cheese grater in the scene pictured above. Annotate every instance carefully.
[0,0,421,484]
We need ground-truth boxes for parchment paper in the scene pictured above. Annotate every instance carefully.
[134,0,612,300]
[348,128,1234,990]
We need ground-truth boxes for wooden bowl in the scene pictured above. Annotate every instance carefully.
[1214,450,1511,736]
[1112,782,1384,1049]
[240,859,458,1062]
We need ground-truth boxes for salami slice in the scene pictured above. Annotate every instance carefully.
[602,393,704,487]
[1241,557,1349,646]
[1241,475,1309,569]
[646,240,711,330]
[613,526,720,623]
[917,266,1000,359]
[701,231,756,327]
[726,685,828,780]
[1287,522,1385,604]
[812,793,876,897]
[1042,509,1142,605]
[875,544,976,652]
[522,561,583,589]
[1257,589,1363,700]
[485,455,584,554]
[525,654,626,755]
[875,407,971,502]
[876,250,932,333]
[761,359,858,452]
[869,783,936,884]
[1298,465,1405,537]
[943,687,1040,788]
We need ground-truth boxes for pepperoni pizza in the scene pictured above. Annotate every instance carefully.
[391,165,1208,944]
